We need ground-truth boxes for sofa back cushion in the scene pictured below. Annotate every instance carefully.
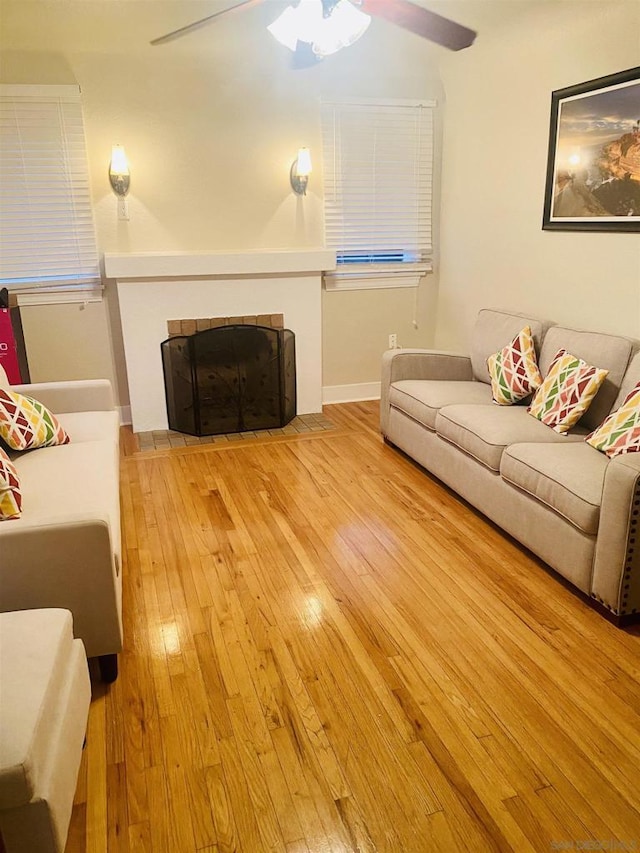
[471,309,551,384]
[539,327,633,430]
[612,345,640,409]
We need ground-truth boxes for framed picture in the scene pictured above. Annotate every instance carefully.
[542,66,640,232]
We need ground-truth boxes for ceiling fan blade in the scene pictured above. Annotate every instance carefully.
[150,0,264,45]
[360,0,476,50]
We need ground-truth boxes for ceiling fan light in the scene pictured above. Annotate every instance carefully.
[268,0,370,57]
[267,6,301,51]
[267,0,324,51]
[313,0,371,56]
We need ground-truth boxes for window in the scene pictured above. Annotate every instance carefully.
[321,98,435,291]
[0,85,101,305]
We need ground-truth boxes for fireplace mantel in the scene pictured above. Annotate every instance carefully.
[104,249,335,280]
[105,249,335,432]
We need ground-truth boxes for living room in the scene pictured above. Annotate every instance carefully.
[0,0,639,851]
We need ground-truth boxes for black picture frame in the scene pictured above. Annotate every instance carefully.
[542,66,640,232]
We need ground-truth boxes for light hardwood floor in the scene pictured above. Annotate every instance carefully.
[66,401,640,853]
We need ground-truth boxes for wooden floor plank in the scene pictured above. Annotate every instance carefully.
[66,402,640,852]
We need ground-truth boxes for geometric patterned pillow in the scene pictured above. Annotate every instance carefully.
[0,447,22,519]
[528,348,609,434]
[486,325,543,405]
[0,389,70,451]
[586,382,640,458]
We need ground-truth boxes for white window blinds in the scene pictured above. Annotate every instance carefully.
[0,85,100,298]
[321,98,435,285]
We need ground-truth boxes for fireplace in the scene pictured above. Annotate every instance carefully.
[104,249,333,432]
[161,324,296,436]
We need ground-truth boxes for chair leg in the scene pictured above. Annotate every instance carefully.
[97,653,118,683]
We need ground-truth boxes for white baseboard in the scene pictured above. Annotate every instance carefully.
[118,405,132,426]
[322,382,381,405]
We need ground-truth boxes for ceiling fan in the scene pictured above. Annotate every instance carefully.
[150,0,477,62]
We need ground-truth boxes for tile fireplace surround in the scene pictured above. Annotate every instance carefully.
[104,250,335,433]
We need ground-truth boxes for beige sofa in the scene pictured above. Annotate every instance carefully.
[380,308,640,625]
[0,365,123,680]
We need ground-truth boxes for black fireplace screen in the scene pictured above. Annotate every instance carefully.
[161,324,296,436]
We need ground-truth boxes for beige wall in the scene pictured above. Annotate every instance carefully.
[435,0,640,353]
[18,301,115,384]
[322,283,440,392]
[0,0,445,408]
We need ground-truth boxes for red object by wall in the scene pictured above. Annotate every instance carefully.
[0,308,22,383]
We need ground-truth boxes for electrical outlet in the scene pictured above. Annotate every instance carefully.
[388,333,397,349]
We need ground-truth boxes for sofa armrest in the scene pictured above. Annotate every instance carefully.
[591,453,640,617]
[0,517,123,658]
[380,348,473,436]
[382,348,473,383]
[10,379,115,414]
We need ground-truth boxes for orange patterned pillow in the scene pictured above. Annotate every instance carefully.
[0,389,69,451]
[528,349,608,434]
[487,325,542,405]
[586,382,640,458]
[0,447,21,519]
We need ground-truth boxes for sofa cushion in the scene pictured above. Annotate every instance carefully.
[612,347,640,409]
[0,609,75,808]
[501,443,609,535]
[0,447,21,520]
[486,325,543,405]
[586,381,640,459]
[389,380,493,430]
[436,404,587,472]
[538,326,632,430]
[56,410,120,445]
[11,440,120,538]
[527,349,608,435]
[0,389,70,451]
[470,309,551,384]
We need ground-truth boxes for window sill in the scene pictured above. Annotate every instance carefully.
[12,285,104,307]
[323,262,432,292]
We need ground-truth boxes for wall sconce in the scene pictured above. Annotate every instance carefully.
[109,145,130,195]
[290,147,312,195]
[109,144,130,219]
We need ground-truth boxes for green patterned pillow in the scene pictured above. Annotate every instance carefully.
[528,349,608,435]
[0,389,70,451]
[586,382,640,458]
[0,447,22,519]
[486,325,542,405]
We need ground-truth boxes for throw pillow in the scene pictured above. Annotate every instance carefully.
[486,325,543,405]
[0,447,21,519]
[0,389,70,451]
[528,348,608,435]
[586,382,640,458]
